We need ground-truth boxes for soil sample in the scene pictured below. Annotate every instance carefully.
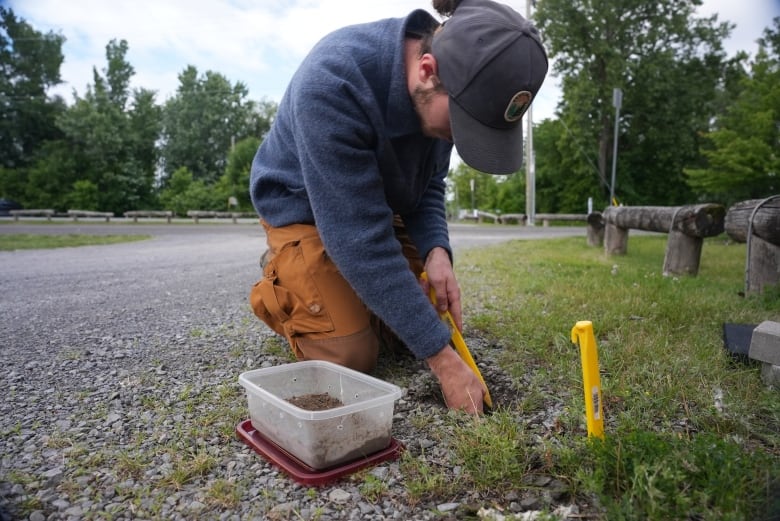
[286,393,343,411]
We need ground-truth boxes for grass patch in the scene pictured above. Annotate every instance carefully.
[450,410,533,491]
[451,235,780,519]
[0,233,150,250]
[576,431,778,520]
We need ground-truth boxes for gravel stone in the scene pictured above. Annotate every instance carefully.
[328,489,352,504]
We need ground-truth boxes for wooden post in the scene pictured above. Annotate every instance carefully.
[663,230,703,276]
[586,212,604,247]
[604,223,628,255]
[725,197,780,294]
[747,235,780,293]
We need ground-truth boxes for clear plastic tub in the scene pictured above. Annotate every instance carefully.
[238,360,403,470]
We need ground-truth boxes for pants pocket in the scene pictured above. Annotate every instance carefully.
[249,240,334,339]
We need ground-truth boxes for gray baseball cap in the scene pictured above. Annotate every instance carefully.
[432,0,548,175]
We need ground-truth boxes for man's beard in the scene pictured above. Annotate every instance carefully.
[412,83,447,138]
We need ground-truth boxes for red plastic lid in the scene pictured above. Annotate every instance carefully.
[236,419,404,486]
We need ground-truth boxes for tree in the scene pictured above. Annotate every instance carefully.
[53,39,161,212]
[446,162,502,216]
[159,167,218,216]
[495,171,525,214]
[535,0,735,206]
[0,7,66,206]
[217,136,261,211]
[685,18,780,204]
[22,140,78,209]
[67,179,99,210]
[532,118,605,212]
[0,7,65,171]
[160,67,270,186]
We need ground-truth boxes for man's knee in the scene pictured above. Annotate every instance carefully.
[294,327,380,374]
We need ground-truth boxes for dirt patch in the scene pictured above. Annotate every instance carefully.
[286,393,343,411]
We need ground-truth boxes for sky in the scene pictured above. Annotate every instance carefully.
[6,0,779,123]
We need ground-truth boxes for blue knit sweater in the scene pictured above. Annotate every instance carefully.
[249,10,454,360]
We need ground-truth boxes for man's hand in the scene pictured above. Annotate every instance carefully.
[422,247,462,331]
[426,345,485,415]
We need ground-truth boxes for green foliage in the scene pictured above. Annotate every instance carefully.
[31,39,163,213]
[686,18,780,204]
[159,167,221,216]
[220,136,261,211]
[68,179,99,210]
[160,67,262,186]
[22,140,79,209]
[535,0,736,206]
[578,432,777,520]
[446,162,508,215]
[0,7,65,172]
[535,117,607,212]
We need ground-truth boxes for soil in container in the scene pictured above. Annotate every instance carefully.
[286,393,343,411]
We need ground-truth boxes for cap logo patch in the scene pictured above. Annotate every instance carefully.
[504,91,532,122]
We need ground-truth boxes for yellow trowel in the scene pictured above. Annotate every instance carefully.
[421,272,493,409]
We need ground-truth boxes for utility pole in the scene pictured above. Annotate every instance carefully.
[610,88,622,206]
[525,0,536,226]
[470,178,476,216]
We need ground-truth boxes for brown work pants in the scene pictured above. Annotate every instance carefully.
[249,217,424,373]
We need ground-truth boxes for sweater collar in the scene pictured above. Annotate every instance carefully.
[386,10,439,139]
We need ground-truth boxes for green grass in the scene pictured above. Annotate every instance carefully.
[0,233,150,250]
[445,235,780,520]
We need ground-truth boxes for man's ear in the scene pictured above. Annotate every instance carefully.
[418,53,440,88]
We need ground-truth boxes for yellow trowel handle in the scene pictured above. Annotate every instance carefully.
[421,272,493,409]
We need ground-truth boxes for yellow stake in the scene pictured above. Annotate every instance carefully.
[571,321,605,439]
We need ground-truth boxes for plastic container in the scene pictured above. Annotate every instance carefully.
[238,360,403,470]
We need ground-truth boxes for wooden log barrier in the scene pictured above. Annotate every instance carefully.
[498,213,526,225]
[586,212,605,247]
[724,196,780,294]
[603,204,725,276]
[186,210,256,223]
[9,209,55,221]
[124,210,173,223]
[67,209,114,222]
[535,213,588,226]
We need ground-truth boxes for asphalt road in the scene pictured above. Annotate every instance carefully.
[0,219,587,351]
[0,218,587,244]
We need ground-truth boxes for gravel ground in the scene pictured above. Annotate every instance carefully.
[0,222,592,520]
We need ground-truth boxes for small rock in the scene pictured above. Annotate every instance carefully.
[369,467,388,480]
[267,501,299,520]
[520,496,541,510]
[437,502,459,512]
[51,498,70,510]
[328,488,351,504]
[29,512,46,521]
[42,468,63,487]
[63,505,83,517]
[188,501,206,512]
